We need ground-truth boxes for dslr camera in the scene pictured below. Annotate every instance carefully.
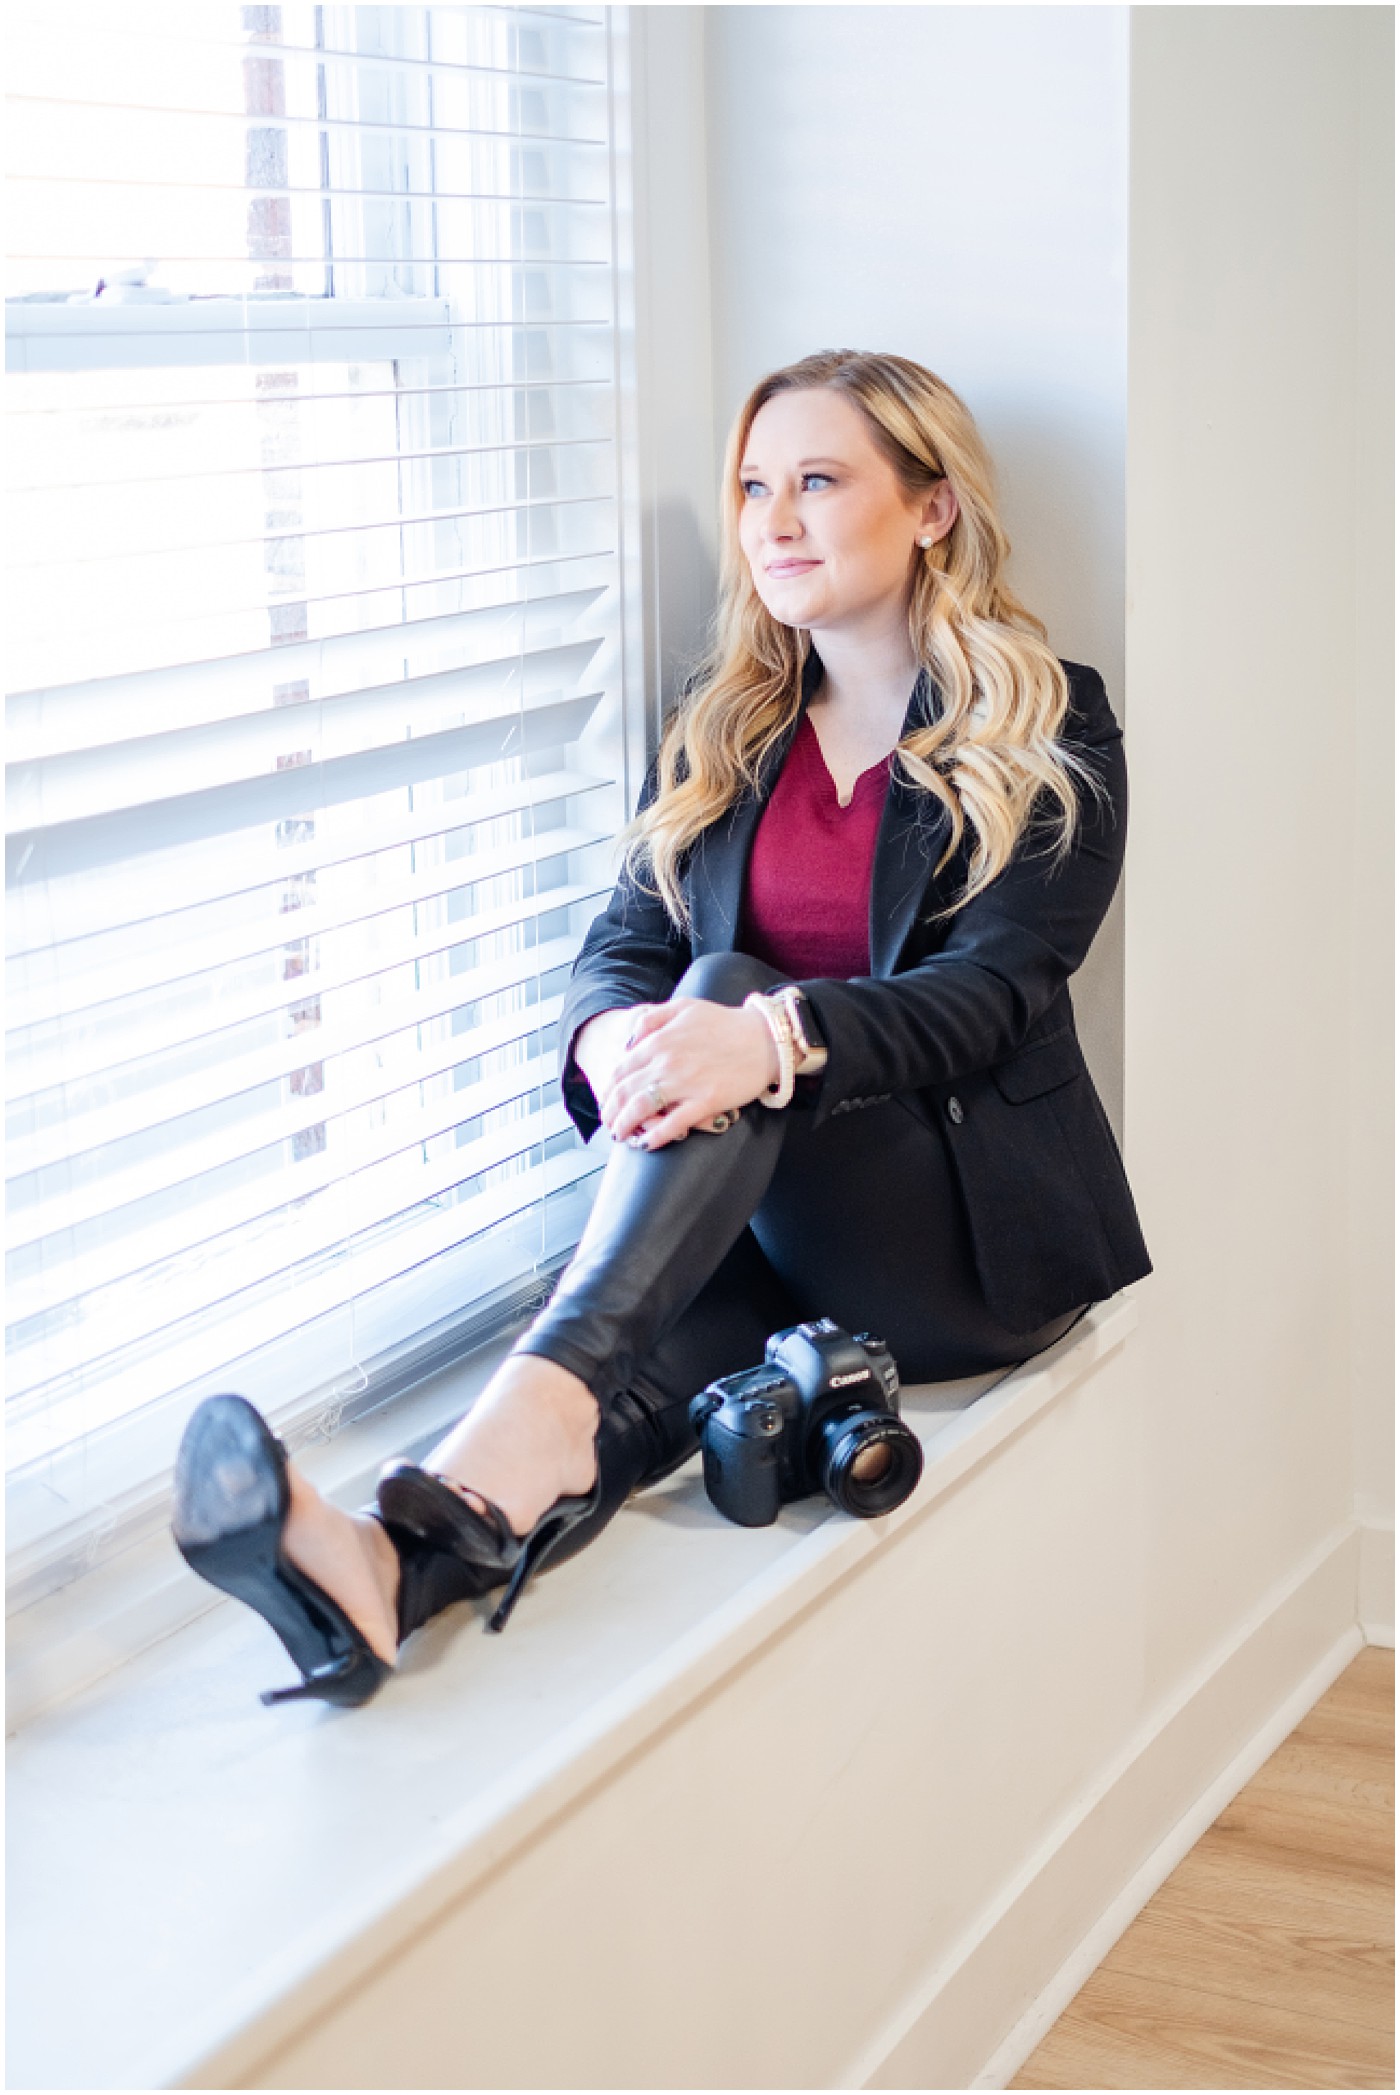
[688,1318,924,1527]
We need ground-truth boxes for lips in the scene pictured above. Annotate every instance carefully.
[767,560,821,576]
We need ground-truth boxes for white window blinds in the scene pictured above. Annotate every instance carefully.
[6,2,634,1598]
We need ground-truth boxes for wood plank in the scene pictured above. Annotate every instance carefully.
[1247,1736,1393,1813]
[1292,1698,1395,1754]
[1099,1893,1393,2033]
[1313,1647,1393,1700]
[1205,1787,1394,1891]
[1010,1967,1393,2089]
[1161,1825,1395,1919]
[1300,1655,1395,1727]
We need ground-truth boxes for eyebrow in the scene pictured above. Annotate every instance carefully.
[738,455,849,476]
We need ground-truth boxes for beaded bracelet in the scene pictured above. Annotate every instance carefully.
[743,990,797,1109]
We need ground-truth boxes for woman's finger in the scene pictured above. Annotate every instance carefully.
[627,1100,698,1150]
[622,1001,676,1049]
[600,1059,657,1130]
[605,1065,677,1141]
[610,1006,700,1093]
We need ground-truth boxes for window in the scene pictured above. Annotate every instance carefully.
[6,3,638,1605]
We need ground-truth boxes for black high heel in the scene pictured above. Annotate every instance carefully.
[171,1394,393,1708]
[376,1427,606,1636]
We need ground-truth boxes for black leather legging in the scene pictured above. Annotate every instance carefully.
[497,950,1089,1572]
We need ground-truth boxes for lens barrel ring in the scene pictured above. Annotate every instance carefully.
[818,1411,924,1518]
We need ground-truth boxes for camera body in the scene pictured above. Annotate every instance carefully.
[687,1318,923,1527]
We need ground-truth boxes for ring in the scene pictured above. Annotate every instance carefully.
[646,1080,669,1117]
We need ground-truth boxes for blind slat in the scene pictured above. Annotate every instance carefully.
[15,428,617,500]
[9,92,611,150]
[7,1146,603,1476]
[10,768,609,997]
[8,586,609,759]
[7,764,611,953]
[8,639,604,827]
[5,551,618,695]
[7,689,604,886]
[7,933,583,1179]
[13,175,612,207]
[11,1041,568,1319]
[7,869,608,1097]
[11,485,618,575]
[8,376,613,423]
[7,820,606,1035]
[8,990,569,1252]
[9,1097,576,1392]
[11,25,606,89]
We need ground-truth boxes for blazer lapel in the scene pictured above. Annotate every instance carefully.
[868,665,952,977]
[687,646,823,955]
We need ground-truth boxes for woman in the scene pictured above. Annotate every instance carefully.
[172,349,1152,1708]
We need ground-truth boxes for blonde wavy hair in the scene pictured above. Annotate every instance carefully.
[624,348,1108,931]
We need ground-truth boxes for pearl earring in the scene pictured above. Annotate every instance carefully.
[918,536,934,548]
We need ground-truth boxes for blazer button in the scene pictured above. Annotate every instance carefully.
[946,1096,965,1124]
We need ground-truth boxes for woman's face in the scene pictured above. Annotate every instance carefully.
[736,387,957,632]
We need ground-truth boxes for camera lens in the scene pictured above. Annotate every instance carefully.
[816,1412,923,1517]
[849,1439,895,1485]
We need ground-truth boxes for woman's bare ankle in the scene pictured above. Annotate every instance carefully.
[425,1354,600,1539]
[282,1462,400,1667]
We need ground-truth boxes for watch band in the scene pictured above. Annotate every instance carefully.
[744,991,797,1108]
[770,985,829,1077]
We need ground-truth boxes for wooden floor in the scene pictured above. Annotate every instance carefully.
[1011,1645,1394,2091]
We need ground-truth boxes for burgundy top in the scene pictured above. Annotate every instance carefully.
[738,713,892,979]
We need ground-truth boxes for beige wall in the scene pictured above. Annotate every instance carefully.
[699,2,1132,1125]
[1346,9,1395,1541]
[637,0,1394,1742]
[1124,4,1393,1698]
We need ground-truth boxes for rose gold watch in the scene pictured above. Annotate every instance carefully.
[768,985,829,1076]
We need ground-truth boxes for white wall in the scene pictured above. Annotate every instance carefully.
[1124,4,1393,1692]
[701,3,1131,1121]
[626,7,720,754]
[688,0,1392,1623]
[703,5,1128,671]
[1346,9,1395,1566]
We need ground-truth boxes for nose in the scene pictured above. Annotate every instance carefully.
[765,486,804,543]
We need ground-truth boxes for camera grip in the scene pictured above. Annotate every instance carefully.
[700,1422,783,1526]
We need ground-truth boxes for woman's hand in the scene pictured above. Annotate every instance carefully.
[597,997,780,1148]
[571,1007,639,1108]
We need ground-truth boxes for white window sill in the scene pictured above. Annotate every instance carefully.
[6,1291,1139,2094]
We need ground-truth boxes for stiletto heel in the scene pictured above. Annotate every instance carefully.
[259,1665,363,1707]
[172,1394,393,1709]
[486,1508,577,1634]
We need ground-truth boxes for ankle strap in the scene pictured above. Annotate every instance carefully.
[360,1509,508,1646]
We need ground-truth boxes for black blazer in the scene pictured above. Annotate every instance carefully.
[558,647,1153,1335]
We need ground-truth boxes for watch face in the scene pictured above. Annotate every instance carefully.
[783,991,813,1053]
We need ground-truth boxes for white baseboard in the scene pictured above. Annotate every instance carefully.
[856,1520,1366,2090]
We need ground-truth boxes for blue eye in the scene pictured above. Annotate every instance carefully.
[741,472,833,497]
